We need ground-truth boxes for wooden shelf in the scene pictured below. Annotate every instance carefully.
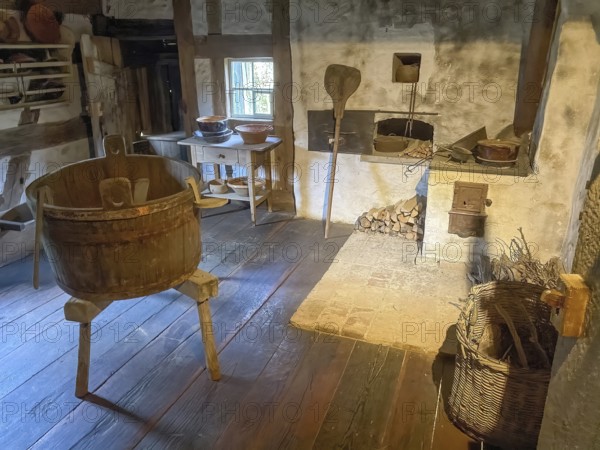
[0,42,73,112]
[201,189,270,205]
[0,42,72,49]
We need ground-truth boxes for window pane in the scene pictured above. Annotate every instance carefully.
[253,62,274,89]
[228,59,274,118]
[254,92,272,116]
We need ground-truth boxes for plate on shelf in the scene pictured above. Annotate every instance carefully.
[475,155,518,168]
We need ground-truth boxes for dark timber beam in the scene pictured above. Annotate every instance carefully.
[513,0,560,136]
[194,35,273,59]
[173,0,200,136]
[272,0,295,209]
[0,118,88,158]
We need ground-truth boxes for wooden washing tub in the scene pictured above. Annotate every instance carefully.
[25,135,219,302]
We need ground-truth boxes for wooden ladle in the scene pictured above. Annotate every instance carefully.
[323,64,361,238]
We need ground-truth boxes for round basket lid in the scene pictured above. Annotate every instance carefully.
[25,4,61,44]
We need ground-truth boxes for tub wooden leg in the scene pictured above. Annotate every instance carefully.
[76,323,91,398]
[64,298,112,398]
[176,269,221,381]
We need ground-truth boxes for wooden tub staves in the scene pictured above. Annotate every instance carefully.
[25,135,221,302]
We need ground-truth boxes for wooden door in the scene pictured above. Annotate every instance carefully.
[80,35,138,156]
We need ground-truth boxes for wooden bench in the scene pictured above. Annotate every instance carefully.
[64,269,221,398]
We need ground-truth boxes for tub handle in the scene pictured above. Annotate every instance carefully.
[185,177,228,209]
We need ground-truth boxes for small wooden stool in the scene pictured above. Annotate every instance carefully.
[64,269,221,398]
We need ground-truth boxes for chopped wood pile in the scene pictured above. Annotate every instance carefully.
[403,139,433,159]
[354,195,425,240]
[468,228,564,289]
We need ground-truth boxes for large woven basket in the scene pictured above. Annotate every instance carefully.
[448,281,557,449]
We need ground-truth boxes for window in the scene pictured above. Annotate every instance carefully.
[226,58,274,119]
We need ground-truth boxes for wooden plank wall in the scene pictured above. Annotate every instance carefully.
[176,0,296,211]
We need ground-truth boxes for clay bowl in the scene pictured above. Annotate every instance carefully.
[227,177,265,197]
[235,124,272,145]
[196,116,228,133]
[25,4,61,44]
[476,139,519,161]
[208,179,229,194]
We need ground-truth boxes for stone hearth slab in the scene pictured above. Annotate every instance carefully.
[290,232,471,354]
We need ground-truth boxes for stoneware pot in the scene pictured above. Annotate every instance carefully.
[196,116,228,133]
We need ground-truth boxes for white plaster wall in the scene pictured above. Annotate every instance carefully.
[290,0,526,223]
[424,20,600,263]
[221,0,271,34]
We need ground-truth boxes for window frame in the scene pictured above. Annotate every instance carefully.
[225,57,274,120]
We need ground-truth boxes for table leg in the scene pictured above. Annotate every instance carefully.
[248,153,257,225]
[265,149,273,213]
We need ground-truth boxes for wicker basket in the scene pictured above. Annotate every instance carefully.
[448,281,557,449]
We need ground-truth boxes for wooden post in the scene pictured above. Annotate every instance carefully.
[173,0,200,137]
[272,0,296,211]
[513,0,559,136]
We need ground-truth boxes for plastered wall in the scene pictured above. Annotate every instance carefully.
[290,0,529,225]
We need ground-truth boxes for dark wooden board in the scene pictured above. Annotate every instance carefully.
[223,333,356,450]
[194,35,273,59]
[0,118,89,157]
[313,342,406,450]
[431,356,477,449]
[28,293,199,449]
[0,296,142,400]
[381,351,440,450]
[0,292,182,449]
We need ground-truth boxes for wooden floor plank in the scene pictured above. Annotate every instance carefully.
[0,296,145,400]
[313,342,406,450]
[227,333,356,450]
[29,296,202,450]
[0,217,480,450]
[0,292,183,449]
[381,351,440,450]
[431,355,478,450]
[132,220,350,449]
[0,293,68,359]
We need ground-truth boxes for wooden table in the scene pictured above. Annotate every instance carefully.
[179,135,282,225]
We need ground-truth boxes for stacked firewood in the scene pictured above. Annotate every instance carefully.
[354,196,425,240]
[404,139,433,159]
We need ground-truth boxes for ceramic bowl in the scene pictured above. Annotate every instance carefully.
[235,124,272,145]
[227,177,265,197]
[208,179,229,194]
[196,116,228,133]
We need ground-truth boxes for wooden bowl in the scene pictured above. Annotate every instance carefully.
[196,116,228,133]
[235,124,272,145]
[227,177,265,197]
